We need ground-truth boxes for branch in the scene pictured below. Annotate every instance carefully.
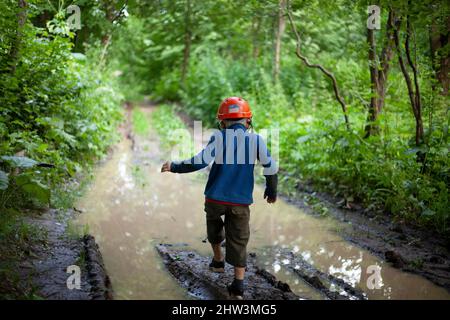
[405,16,421,111]
[393,17,416,117]
[393,15,424,146]
[378,10,396,90]
[111,0,128,24]
[286,1,350,129]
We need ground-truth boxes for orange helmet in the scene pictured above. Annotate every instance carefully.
[217,97,252,120]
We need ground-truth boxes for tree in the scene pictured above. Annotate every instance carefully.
[181,0,192,84]
[393,14,424,147]
[429,15,449,96]
[273,0,285,82]
[286,0,350,129]
[365,9,398,137]
[9,0,28,75]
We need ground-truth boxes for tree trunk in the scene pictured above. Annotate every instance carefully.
[9,0,28,75]
[99,1,128,67]
[101,1,115,45]
[364,10,396,138]
[181,0,192,84]
[273,0,285,83]
[252,14,262,59]
[394,16,424,147]
[429,16,449,96]
[365,27,380,137]
[376,10,396,116]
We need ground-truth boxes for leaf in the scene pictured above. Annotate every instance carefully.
[297,135,311,143]
[0,156,38,169]
[405,145,429,155]
[72,52,86,61]
[15,175,51,204]
[421,209,435,217]
[0,170,8,190]
[36,143,49,153]
[55,129,76,147]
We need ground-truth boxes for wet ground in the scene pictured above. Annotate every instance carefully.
[156,244,300,300]
[74,105,450,300]
[19,209,112,299]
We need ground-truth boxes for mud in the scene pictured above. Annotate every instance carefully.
[157,244,370,300]
[269,247,367,300]
[287,183,450,291]
[19,209,112,300]
[156,244,300,300]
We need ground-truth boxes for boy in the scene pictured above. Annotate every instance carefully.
[161,97,278,299]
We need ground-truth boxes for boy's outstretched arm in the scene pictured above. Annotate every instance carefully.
[161,135,215,174]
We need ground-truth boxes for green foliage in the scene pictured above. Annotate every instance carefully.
[0,2,123,210]
[292,122,449,232]
[131,108,151,136]
[0,156,38,169]
[0,0,127,299]
[0,155,51,207]
[1,0,448,243]
[0,170,8,190]
[151,104,193,158]
[180,54,235,125]
[15,175,51,205]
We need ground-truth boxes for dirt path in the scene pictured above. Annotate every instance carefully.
[157,244,370,300]
[73,103,450,300]
[19,208,113,299]
[156,244,300,300]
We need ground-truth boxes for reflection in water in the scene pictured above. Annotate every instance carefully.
[76,118,450,300]
[328,254,363,287]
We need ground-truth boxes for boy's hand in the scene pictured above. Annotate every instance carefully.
[161,161,172,172]
[264,189,276,204]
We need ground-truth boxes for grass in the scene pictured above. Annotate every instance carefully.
[131,165,148,188]
[66,220,90,240]
[52,171,94,211]
[76,249,87,269]
[132,107,151,136]
[151,104,193,157]
[0,208,46,299]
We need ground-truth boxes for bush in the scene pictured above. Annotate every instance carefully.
[0,11,123,210]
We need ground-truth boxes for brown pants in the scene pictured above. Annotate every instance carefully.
[204,201,250,267]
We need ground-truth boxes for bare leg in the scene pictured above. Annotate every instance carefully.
[211,243,223,262]
[234,267,245,280]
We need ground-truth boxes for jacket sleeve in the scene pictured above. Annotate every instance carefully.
[264,174,278,199]
[257,135,278,198]
[170,135,215,173]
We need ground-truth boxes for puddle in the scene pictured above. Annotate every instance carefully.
[75,107,450,300]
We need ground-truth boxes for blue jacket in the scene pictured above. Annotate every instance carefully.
[170,123,278,205]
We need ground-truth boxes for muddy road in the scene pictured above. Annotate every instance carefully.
[19,209,112,299]
[74,104,450,300]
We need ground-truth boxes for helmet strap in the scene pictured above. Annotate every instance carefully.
[247,118,253,130]
[217,118,252,130]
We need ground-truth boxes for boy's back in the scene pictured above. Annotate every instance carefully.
[161,97,277,299]
[170,122,276,205]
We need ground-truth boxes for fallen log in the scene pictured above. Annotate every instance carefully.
[156,244,302,300]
